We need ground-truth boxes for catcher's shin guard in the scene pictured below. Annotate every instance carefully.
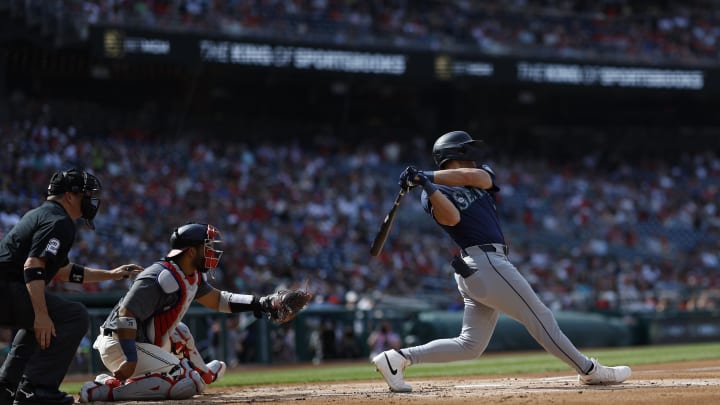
[108,371,205,401]
[168,368,206,399]
[79,374,121,402]
[169,358,207,397]
[111,374,175,401]
[83,360,206,401]
[201,360,227,384]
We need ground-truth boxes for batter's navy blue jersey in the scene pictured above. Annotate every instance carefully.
[421,166,505,248]
[0,200,75,282]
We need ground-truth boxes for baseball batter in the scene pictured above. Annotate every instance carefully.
[80,223,301,402]
[373,131,631,392]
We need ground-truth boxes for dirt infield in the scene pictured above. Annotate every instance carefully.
[81,359,720,404]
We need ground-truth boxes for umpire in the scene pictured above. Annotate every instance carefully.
[0,169,138,405]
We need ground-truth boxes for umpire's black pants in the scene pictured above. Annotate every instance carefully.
[0,280,89,389]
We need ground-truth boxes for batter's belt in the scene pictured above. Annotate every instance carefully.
[461,243,509,257]
[453,244,509,278]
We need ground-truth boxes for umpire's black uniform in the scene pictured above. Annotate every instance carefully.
[0,197,90,403]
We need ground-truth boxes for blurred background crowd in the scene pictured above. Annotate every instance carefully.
[2,98,719,316]
[2,0,720,366]
[29,0,720,65]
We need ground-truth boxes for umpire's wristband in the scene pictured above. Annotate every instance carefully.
[23,267,46,283]
[119,338,138,362]
[69,263,85,283]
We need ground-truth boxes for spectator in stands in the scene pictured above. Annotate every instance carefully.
[39,0,720,65]
[367,321,402,360]
[2,97,720,325]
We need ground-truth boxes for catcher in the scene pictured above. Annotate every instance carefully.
[79,223,312,402]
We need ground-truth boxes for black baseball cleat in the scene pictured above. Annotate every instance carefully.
[12,384,74,405]
[0,384,15,405]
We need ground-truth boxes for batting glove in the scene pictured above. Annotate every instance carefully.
[398,166,420,189]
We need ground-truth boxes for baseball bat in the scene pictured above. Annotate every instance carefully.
[370,187,408,256]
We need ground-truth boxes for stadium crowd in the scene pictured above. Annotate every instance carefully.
[1,101,719,317]
[47,0,720,65]
[3,0,720,372]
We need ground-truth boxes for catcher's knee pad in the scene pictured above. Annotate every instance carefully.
[171,322,194,349]
[171,323,210,373]
[175,322,192,340]
[170,322,193,355]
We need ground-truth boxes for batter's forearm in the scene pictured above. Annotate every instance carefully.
[434,168,492,189]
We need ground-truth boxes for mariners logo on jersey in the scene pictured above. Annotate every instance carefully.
[450,187,493,211]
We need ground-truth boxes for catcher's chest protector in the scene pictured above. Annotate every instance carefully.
[147,261,200,348]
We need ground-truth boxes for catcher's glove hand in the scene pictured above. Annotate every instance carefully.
[259,287,313,323]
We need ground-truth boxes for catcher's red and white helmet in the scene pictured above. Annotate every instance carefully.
[166,223,223,272]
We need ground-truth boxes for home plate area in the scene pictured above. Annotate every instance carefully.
[207,364,720,405]
[80,363,720,404]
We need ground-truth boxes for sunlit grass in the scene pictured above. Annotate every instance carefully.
[62,342,720,394]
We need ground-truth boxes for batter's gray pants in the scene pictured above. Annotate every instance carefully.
[405,247,593,374]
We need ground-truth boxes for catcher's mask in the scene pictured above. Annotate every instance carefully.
[432,131,485,169]
[166,223,224,275]
[47,168,102,229]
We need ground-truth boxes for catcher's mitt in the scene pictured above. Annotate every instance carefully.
[260,287,313,323]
